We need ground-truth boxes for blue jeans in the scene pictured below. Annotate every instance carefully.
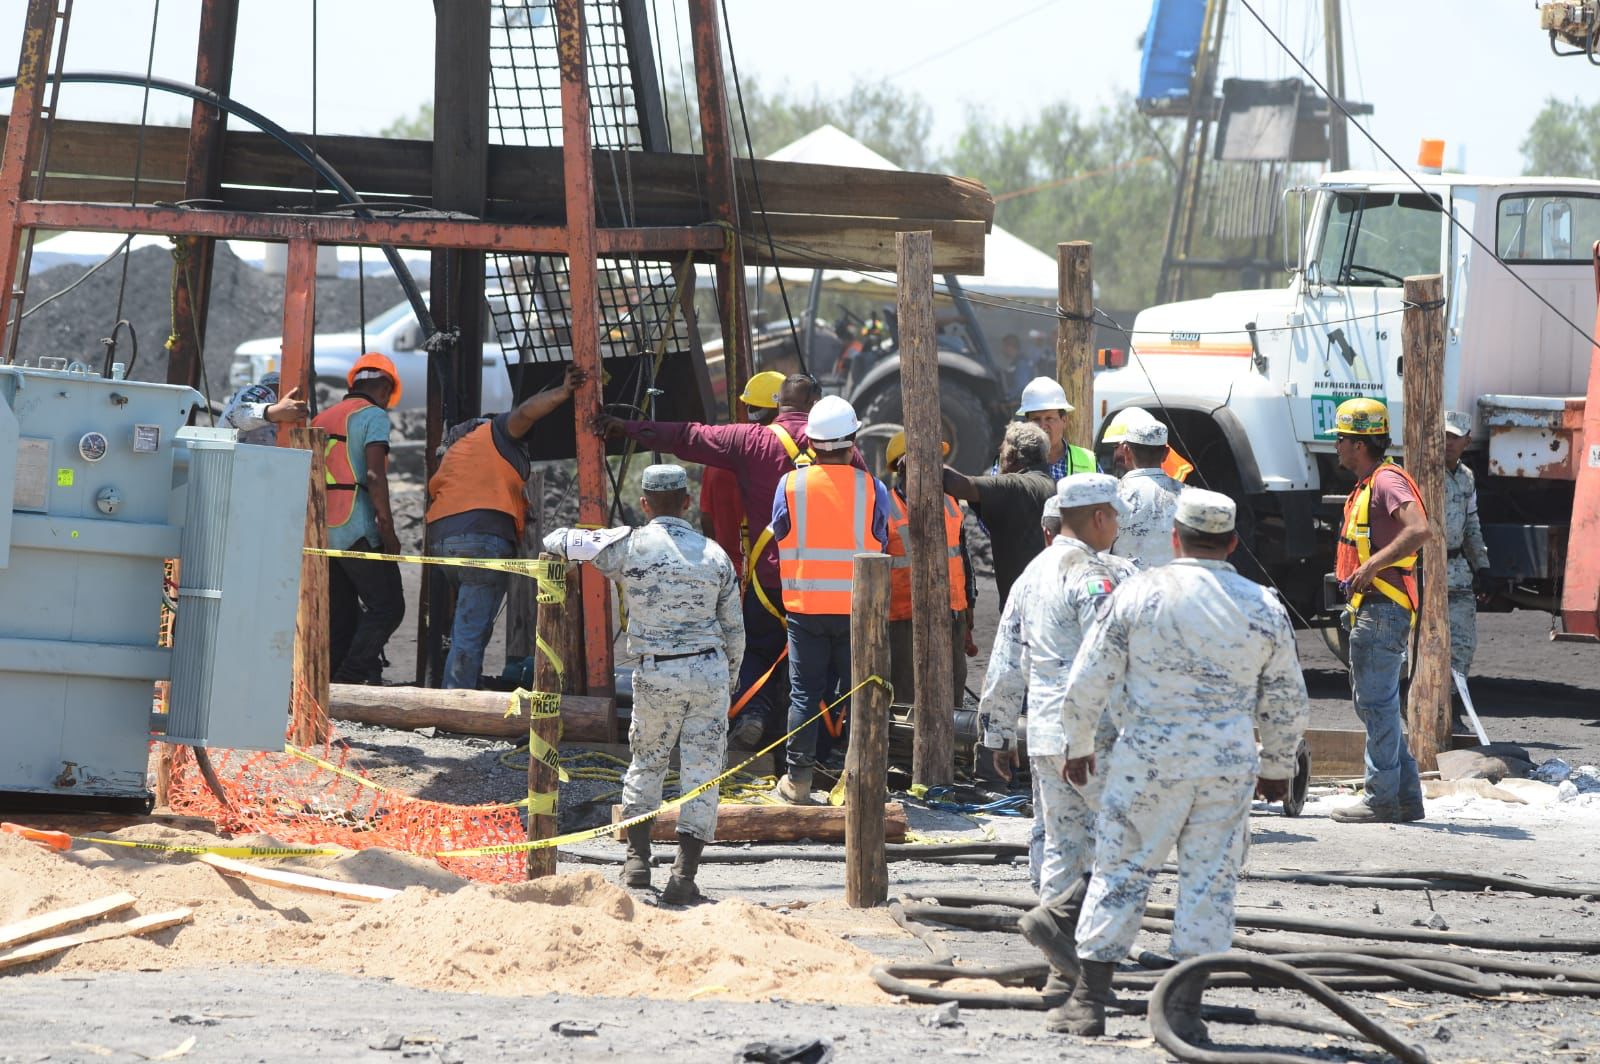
[438,532,514,690]
[785,612,852,772]
[1348,597,1423,811]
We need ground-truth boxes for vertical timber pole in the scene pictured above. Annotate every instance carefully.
[167,0,240,391]
[527,552,565,879]
[288,426,330,748]
[1402,274,1448,768]
[0,0,57,361]
[687,0,751,421]
[1056,242,1094,451]
[1322,0,1350,172]
[845,552,891,908]
[555,0,616,695]
[276,240,318,447]
[899,230,954,787]
[506,468,546,661]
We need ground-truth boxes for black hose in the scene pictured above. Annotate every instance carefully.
[1140,903,1600,953]
[1149,955,1431,1064]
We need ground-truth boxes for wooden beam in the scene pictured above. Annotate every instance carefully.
[325,683,616,743]
[274,239,317,446]
[505,468,545,661]
[846,553,892,908]
[614,801,908,844]
[0,909,193,972]
[901,231,954,788]
[1056,242,1094,450]
[167,0,240,390]
[197,854,397,903]
[527,551,564,880]
[1402,274,1450,768]
[743,215,986,275]
[0,893,139,952]
[288,426,330,748]
[0,0,57,361]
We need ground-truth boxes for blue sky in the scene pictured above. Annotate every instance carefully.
[0,0,1593,179]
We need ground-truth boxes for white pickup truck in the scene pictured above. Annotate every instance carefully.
[1092,170,1600,630]
[229,296,517,413]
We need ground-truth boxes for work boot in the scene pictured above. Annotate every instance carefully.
[1019,904,1081,982]
[661,834,705,904]
[1330,799,1405,824]
[1048,959,1114,1036]
[777,769,818,805]
[621,822,652,889]
[1165,974,1209,1044]
[729,713,765,751]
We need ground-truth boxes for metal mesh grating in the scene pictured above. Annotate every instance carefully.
[486,0,692,393]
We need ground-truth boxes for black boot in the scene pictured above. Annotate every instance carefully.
[661,833,705,904]
[621,822,652,889]
[1165,973,1209,1044]
[1048,959,1114,1036]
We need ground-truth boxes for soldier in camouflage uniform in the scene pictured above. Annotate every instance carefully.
[1444,412,1491,682]
[1054,488,1309,1041]
[544,465,744,904]
[1110,418,1183,568]
[978,496,1064,893]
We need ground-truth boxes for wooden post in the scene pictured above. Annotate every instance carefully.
[274,239,317,447]
[898,230,954,787]
[505,468,546,662]
[846,552,892,908]
[527,551,565,879]
[288,426,330,747]
[1056,241,1095,450]
[1402,274,1449,768]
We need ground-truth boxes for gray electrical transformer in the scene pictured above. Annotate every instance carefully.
[0,361,309,810]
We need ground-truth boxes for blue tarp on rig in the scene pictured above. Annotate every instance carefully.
[1138,0,1207,107]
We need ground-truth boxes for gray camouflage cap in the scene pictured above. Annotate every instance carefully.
[1058,472,1130,516]
[641,464,689,491]
[1174,487,1236,534]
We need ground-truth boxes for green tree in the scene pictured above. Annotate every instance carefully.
[1521,97,1600,176]
[380,102,434,141]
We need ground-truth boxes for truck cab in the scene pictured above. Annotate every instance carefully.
[1093,171,1600,619]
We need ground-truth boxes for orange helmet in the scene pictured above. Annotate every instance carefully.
[347,352,402,409]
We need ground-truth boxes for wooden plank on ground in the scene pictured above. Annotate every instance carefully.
[0,893,139,951]
[327,683,615,742]
[1302,727,1371,780]
[612,801,908,844]
[0,909,193,972]
[197,853,398,903]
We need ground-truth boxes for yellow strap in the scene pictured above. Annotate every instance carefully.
[768,424,814,467]
[743,525,787,625]
[1346,462,1418,622]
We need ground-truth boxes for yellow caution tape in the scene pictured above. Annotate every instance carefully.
[305,547,567,592]
[435,673,891,858]
[76,837,347,859]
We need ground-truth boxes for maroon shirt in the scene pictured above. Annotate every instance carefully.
[620,411,864,589]
[1367,465,1419,593]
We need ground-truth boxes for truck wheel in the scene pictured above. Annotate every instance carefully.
[861,379,995,474]
[1318,621,1350,668]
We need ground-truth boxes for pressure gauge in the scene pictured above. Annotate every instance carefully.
[78,432,109,463]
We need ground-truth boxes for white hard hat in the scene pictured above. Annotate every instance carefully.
[1016,376,1072,416]
[1102,406,1155,443]
[806,395,861,448]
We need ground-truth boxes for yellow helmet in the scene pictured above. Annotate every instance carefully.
[884,430,950,470]
[1101,406,1154,443]
[738,370,785,409]
[1334,397,1389,436]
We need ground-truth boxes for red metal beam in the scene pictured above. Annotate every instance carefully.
[275,239,317,447]
[687,0,751,422]
[0,0,59,361]
[555,0,615,699]
[167,0,240,390]
[13,200,724,256]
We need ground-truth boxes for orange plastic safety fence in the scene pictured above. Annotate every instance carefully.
[166,686,529,883]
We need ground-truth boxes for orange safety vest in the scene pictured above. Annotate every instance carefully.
[1336,459,1426,616]
[424,421,528,537]
[1163,449,1195,482]
[312,395,379,529]
[886,491,968,621]
[776,463,881,615]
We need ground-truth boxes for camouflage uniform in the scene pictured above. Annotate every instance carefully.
[1024,537,1127,904]
[219,374,281,447]
[544,516,744,842]
[1062,556,1308,962]
[1444,461,1490,676]
[1112,468,1183,568]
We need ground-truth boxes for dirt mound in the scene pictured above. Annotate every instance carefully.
[0,829,885,1005]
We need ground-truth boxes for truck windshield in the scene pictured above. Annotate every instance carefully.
[1312,192,1443,288]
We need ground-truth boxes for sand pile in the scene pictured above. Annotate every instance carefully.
[0,827,886,1005]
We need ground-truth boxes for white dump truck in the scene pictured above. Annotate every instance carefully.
[1092,169,1600,638]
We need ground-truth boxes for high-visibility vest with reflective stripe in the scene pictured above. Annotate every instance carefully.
[1336,459,1425,616]
[776,463,880,615]
[424,421,527,537]
[311,395,379,529]
[1163,449,1194,482]
[886,491,968,621]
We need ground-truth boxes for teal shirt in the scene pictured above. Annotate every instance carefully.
[328,403,392,551]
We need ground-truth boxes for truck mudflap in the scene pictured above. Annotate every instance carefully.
[1557,246,1600,641]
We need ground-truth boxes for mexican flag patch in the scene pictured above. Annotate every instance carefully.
[1084,575,1115,597]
